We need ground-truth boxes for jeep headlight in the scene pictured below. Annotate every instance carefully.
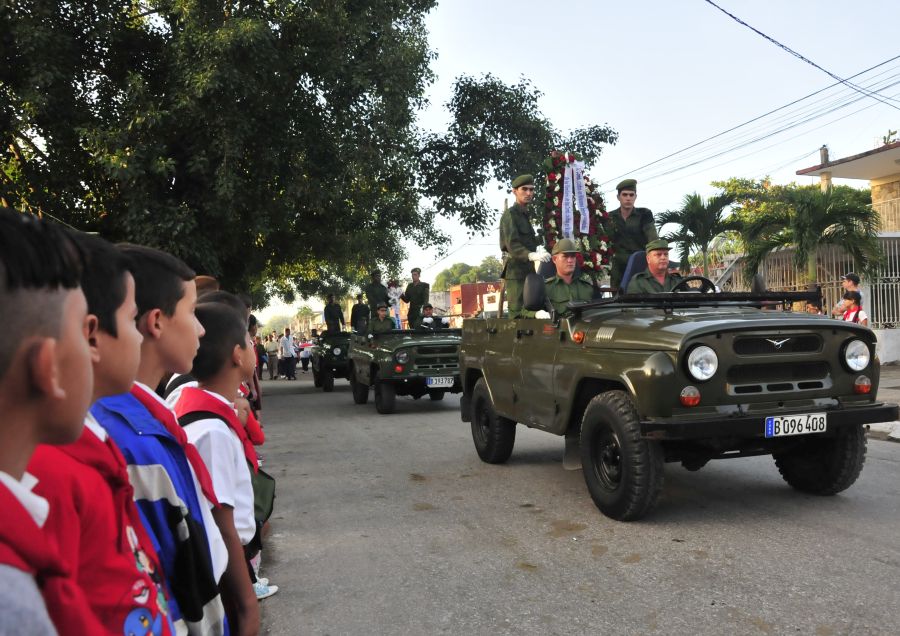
[332,347,342,356]
[395,350,409,364]
[686,345,718,382]
[843,339,870,372]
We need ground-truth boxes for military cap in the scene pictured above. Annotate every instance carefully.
[616,178,637,192]
[376,302,387,309]
[511,174,534,188]
[423,303,433,310]
[411,267,421,274]
[552,238,580,255]
[645,239,670,253]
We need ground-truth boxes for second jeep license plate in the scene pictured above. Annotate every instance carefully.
[765,413,827,438]
[427,377,454,388]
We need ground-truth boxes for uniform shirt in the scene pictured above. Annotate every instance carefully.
[499,202,539,280]
[323,303,345,330]
[401,281,430,325]
[842,307,869,324]
[364,282,390,316]
[350,302,369,331]
[627,270,683,294]
[545,274,596,315]
[182,391,257,545]
[369,316,395,334]
[607,207,658,257]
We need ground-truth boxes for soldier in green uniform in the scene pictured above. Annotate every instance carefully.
[607,179,659,290]
[323,293,345,333]
[364,270,390,318]
[400,267,430,328]
[500,174,550,317]
[626,240,683,294]
[350,293,369,332]
[368,303,395,334]
[543,238,598,316]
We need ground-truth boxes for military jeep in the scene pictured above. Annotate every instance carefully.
[347,326,463,414]
[311,331,351,392]
[459,277,898,521]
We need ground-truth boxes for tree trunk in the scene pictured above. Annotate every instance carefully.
[806,250,818,285]
[701,249,709,278]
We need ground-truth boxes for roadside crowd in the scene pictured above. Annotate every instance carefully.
[0,209,277,636]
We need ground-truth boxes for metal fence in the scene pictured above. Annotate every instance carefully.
[724,238,900,328]
[877,197,900,232]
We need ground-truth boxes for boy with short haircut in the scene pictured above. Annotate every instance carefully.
[174,302,263,632]
[29,233,175,634]
[90,244,228,635]
[0,209,100,634]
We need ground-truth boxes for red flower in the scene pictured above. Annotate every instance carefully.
[548,172,558,182]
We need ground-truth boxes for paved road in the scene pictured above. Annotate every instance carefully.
[256,375,900,636]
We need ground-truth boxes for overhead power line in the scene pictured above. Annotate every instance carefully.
[703,0,900,112]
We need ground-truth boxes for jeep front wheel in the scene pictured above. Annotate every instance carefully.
[580,391,664,521]
[773,424,867,495]
[321,368,334,393]
[312,365,322,388]
[374,381,396,414]
[470,378,516,464]
[350,366,368,405]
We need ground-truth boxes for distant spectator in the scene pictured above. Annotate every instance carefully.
[279,328,296,380]
[264,335,278,380]
[832,272,862,316]
[840,290,868,326]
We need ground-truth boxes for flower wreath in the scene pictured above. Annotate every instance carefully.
[542,150,612,279]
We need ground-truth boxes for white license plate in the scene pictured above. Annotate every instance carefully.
[426,376,455,388]
[764,413,827,438]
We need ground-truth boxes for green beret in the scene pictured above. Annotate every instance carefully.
[616,178,637,192]
[511,174,534,189]
[423,303,433,310]
[552,238,580,255]
[411,267,421,274]
[645,239,670,253]
[376,302,387,309]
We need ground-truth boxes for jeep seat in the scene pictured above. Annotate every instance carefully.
[618,250,647,293]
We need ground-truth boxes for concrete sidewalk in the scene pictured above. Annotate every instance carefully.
[871,363,900,440]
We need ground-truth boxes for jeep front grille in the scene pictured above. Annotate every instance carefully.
[726,361,830,395]
[413,345,460,371]
[733,334,822,355]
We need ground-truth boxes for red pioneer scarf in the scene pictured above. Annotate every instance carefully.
[174,387,259,472]
[129,384,220,506]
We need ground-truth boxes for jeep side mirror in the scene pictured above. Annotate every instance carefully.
[523,272,547,312]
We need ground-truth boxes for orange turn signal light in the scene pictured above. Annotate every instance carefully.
[854,376,872,394]
[572,331,585,344]
[680,386,701,407]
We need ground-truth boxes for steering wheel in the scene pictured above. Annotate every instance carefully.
[672,275,717,293]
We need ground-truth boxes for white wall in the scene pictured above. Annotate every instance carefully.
[873,328,900,364]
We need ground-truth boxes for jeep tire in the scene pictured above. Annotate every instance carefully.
[312,365,322,388]
[350,366,368,405]
[471,378,516,464]
[580,391,664,521]
[375,380,396,414]
[773,423,867,495]
[321,368,334,393]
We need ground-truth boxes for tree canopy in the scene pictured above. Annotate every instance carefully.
[656,192,739,277]
[1,2,617,303]
[433,256,502,291]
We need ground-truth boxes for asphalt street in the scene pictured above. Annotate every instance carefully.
[256,373,900,636]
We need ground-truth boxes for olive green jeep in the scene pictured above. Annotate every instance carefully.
[348,325,462,414]
[459,276,898,521]
[311,331,351,392]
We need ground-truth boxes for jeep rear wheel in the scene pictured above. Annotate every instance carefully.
[773,424,867,495]
[350,366,368,405]
[374,381,396,414]
[312,365,322,388]
[580,391,664,521]
[321,369,334,393]
[471,378,516,464]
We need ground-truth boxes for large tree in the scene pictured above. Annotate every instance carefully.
[656,192,739,277]
[433,256,502,291]
[1,2,617,302]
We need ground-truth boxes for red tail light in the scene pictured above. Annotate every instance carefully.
[680,386,701,407]
[854,376,872,394]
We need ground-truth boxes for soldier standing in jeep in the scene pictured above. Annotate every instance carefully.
[608,178,659,289]
[499,174,550,317]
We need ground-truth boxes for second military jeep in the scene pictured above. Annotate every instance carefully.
[311,331,351,392]
[459,277,898,521]
[347,326,463,414]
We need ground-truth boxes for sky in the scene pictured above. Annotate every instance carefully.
[260,0,900,321]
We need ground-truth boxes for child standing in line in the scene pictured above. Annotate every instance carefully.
[29,233,176,635]
[90,245,229,635]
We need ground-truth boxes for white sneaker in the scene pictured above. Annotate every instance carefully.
[256,577,268,586]
[254,581,279,600]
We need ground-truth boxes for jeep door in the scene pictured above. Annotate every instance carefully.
[512,318,559,429]
[480,319,520,416]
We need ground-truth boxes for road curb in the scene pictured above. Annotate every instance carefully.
[867,421,900,442]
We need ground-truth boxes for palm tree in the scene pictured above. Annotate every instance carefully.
[743,186,881,283]
[657,192,740,277]
[295,305,317,336]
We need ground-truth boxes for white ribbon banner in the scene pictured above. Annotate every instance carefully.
[573,161,590,234]
[561,164,574,238]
